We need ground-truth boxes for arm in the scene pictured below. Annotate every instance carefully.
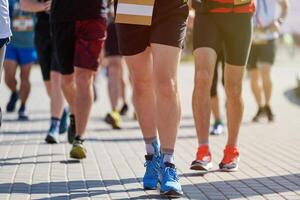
[277,0,289,24]
[20,0,51,13]
[266,0,289,32]
[187,0,195,30]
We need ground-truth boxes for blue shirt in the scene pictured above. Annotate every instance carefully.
[9,0,35,48]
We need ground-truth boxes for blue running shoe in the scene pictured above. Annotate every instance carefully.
[59,108,69,134]
[45,122,59,144]
[143,141,160,190]
[159,162,183,198]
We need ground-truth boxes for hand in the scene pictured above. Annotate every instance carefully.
[267,21,280,33]
[44,0,51,12]
[187,10,195,30]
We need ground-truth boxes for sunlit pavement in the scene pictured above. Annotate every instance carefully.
[0,49,300,199]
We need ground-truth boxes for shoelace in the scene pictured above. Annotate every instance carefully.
[163,167,179,182]
[144,159,159,176]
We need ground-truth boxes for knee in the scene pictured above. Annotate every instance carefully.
[131,77,152,95]
[225,81,242,100]
[20,76,30,87]
[62,74,74,90]
[155,78,178,98]
[194,68,212,91]
[75,71,94,89]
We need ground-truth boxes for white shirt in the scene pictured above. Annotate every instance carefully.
[253,0,283,41]
[0,0,12,39]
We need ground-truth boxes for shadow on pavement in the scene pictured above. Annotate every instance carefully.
[284,88,300,106]
[0,130,44,135]
[0,174,299,199]
[87,134,196,143]
[0,154,61,162]
[2,117,49,123]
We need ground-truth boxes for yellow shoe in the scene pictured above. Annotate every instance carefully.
[104,111,121,129]
[70,138,87,159]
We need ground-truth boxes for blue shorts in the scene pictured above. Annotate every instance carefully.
[5,44,37,66]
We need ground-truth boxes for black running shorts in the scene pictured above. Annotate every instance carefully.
[35,20,59,81]
[105,22,120,57]
[247,40,276,70]
[115,0,189,56]
[193,12,253,66]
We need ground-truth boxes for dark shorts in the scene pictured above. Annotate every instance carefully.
[0,38,10,49]
[193,12,253,66]
[211,50,225,97]
[247,40,276,70]
[115,0,189,56]
[51,18,106,75]
[105,22,120,57]
[35,20,59,81]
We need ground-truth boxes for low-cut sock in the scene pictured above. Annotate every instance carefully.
[198,142,209,149]
[144,136,158,155]
[162,148,175,164]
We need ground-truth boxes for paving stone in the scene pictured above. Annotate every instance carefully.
[1,64,300,200]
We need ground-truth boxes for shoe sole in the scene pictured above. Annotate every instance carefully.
[219,166,239,172]
[45,135,59,144]
[190,162,213,171]
[161,190,183,198]
[70,146,87,159]
[143,186,157,190]
[143,181,159,190]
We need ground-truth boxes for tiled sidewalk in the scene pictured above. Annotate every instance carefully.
[0,63,300,200]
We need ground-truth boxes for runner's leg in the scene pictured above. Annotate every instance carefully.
[107,56,122,111]
[4,60,18,93]
[125,48,156,139]
[151,43,181,153]
[193,48,217,144]
[260,64,272,106]
[249,69,263,107]
[61,74,75,114]
[74,67,95,136]
[19,64,32,107]
[50,71,64,118]
[224,64,244,147]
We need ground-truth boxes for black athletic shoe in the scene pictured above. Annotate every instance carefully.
[68,114,76,144]
[252,107,265,122]
[6,91,19,112]
[265,105,274,122]
[18,104,29,121]
[119,103,129,116]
